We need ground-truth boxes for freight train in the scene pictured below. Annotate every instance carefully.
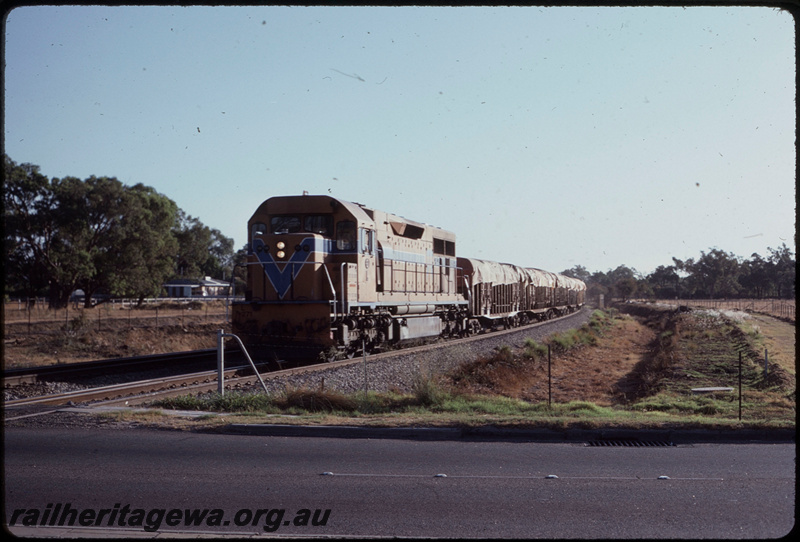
[231,195,585,360]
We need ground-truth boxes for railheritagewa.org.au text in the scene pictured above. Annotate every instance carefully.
[8,503,331,533]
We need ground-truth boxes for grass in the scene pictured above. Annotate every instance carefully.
[149,307,794,432]
[151,388,794,431]
[97,409,167,423]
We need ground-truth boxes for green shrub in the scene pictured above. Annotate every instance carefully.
[412,373,448,407]
[523,338,548,359]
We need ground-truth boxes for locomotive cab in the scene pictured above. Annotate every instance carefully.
[233,196,376,358]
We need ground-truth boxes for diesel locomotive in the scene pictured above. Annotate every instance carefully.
[231,194,585,360]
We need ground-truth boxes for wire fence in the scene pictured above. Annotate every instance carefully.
[653,298,795,322]
[3,297,241,335]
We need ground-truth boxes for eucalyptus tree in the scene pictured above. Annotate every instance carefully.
[4,155,180,307]
[767,244,795,298]
[4,155,59,301]
[172,211,233,280]
[674,249,741,298]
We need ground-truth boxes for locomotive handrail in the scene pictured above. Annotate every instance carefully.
[340,262,348,317]
[321,263,338,320]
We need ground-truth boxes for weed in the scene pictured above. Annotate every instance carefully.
[588,309,615,334]
[495,345,514,363]
[412,373,448,407]
[522,338,548,359]
[549,330,577,352]
[97,409,166,422]
[153,392,282,414]
[64,312,89,335]
[278,387,356,413]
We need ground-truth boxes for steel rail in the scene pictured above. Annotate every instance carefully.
[2,349,219,387]
[3,365,260,408]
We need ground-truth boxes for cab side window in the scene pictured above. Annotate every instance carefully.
[336,220,356,251]
[360,228,374,254]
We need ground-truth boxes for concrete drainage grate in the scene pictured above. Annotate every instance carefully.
[586,439,675,447]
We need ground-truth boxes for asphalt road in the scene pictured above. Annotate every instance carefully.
[3,427,795,538]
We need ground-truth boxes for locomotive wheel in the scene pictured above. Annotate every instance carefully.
[465,320,481,336]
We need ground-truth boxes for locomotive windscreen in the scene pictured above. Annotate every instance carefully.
[268,214,333,236]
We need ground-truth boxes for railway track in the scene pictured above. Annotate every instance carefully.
[4,308,590,410]
[3,366,260,408]
[2,349,221,387]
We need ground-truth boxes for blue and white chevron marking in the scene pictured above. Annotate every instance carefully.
[251,238,316,300]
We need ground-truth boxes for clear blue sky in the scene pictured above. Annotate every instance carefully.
[4,5,795,276]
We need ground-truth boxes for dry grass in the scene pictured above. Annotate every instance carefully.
[3,322,226,369]
[745,313,796,376]
[276,387,358,412]
[3,300,229,369]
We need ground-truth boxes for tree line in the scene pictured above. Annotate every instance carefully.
[562,245,795,302]
[6,154,793,309]
[4,155,238,308]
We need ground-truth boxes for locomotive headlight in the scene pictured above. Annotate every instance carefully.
[276,241,286,250]
[276,250,286,259]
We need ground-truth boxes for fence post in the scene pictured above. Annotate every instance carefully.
[738,351,742,421]
[548,344,552,408]
[217,329,225,396]
[363,337,368,397]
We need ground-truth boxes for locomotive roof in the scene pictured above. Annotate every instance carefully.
[253,194,375,228]
[253,195,456,237]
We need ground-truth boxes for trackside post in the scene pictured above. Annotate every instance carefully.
[217,329,270,396]
[217,329,224,395]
